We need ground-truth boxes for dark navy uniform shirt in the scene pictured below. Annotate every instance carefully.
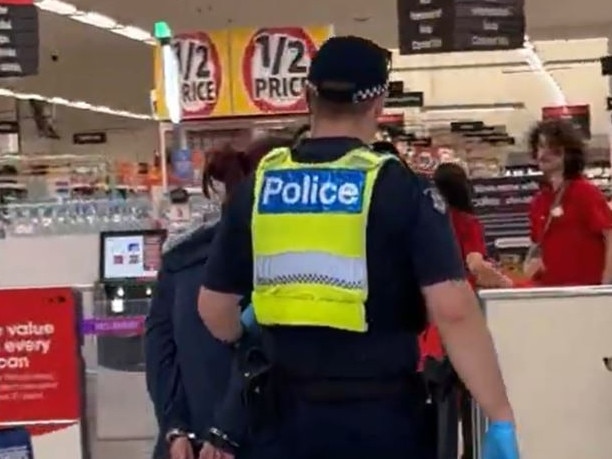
[202,138,465,379]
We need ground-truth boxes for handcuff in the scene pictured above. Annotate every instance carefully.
[165,428,194,445]
[205,427,240,455]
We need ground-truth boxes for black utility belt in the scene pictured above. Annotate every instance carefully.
[287,375,425,402]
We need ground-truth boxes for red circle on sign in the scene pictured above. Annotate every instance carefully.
[242,27,317,114]
[175,32,222,119]
[411,147,441,175]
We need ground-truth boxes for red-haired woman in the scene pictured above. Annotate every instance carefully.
[145,135,293,459]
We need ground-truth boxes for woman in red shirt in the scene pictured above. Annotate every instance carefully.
[524,119,612,286]
[433,163,511,288]
[421,163,510,459]
[419,163,511,362]
[419,162,510,362]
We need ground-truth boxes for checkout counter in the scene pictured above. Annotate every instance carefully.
[94,229,165,441]
[95,229,165,372]
[473,286,612,459]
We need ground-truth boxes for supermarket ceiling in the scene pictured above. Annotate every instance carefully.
[68,0,612,44]
[3,0,612,119]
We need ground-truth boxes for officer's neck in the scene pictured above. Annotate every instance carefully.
[310,122,372,144]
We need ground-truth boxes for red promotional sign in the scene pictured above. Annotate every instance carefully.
[541,104,588,118]
[173,32,223,119]
[242,27,317,114]
[409,146,458,175]
[541,104,591,139]
[410,146,441,175]
[0,287,80,425]
[377,113,405,128]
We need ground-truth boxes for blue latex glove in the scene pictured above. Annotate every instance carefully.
[483,421,519,459]
[241,304,261,337]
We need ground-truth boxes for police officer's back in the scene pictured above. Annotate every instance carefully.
[199,36,518,459]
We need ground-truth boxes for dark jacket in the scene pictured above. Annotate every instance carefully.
[145,224,234,459]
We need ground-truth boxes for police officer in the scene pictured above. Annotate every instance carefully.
[198,36,519,459]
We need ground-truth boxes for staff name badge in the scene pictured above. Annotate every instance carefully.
[258,169,366,214]
[551,206,563,217]
[243,27,317,114]
[173,32,222,118]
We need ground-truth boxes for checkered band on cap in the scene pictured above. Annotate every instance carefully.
[352,83,388,103]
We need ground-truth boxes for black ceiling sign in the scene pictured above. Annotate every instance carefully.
[385,91,424,108]
[601,56,612,76]
[397,132,417,141]
[397,0,525,55]
[450,120,484,132]
[388,80,405,97]
[0,3,39,77]
[411,137,432,147]
[462,125,496,136]
[73,132,107,145]
[485,135,515,145]
[396,1,454,54]
[0,120,18,133]
[458,122,514,144]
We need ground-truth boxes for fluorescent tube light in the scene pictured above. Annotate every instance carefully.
[0,88,153,119]
[34,0,154,45]
[422,103,525,115]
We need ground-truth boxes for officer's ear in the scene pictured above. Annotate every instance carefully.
[372,95,385,119]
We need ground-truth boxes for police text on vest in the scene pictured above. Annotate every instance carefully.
[258,169,366,214]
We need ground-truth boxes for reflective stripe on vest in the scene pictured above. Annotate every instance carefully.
[251,147,396,332]
[255,251,366,289]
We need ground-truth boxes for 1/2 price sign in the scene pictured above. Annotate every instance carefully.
[171,31,231,119]
[231,25,333,116]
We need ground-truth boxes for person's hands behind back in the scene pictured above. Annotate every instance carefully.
[483,421,519,459]
[199,442,234,459]
[169,437,195,459]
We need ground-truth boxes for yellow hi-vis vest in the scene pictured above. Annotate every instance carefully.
[251,147,396,332]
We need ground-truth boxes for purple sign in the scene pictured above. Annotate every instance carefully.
[81,316,145,336]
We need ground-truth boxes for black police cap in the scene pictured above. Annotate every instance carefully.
[307,36,390,104]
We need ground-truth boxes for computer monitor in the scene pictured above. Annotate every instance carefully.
[99,229,166,282]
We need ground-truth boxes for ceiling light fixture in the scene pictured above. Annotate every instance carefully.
[522,36,567,105]
[33,0,568,114]
[422,107,519,115]
[34,0,155,45]
[0,88,153,120]
[422,102,525,115]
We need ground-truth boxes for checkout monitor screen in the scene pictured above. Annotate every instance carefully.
[100,230,166,281]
